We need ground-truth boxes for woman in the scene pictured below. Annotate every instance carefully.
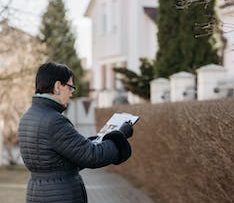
[18,62,133,203]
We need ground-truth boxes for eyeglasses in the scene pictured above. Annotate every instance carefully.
[65,83,76,93]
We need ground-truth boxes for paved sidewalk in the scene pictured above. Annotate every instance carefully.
[0,167,155,203]
[81,169,155,203]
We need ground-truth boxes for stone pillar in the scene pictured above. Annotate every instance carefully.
[66,98,96,137]
[150,78,170,103]
[197,64,227,100]
[75,98,96,137]
[170,72,196,102]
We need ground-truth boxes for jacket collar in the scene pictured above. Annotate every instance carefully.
[32,96,66,113]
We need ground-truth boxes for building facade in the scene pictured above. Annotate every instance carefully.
[219,1,234,76]
[85,0,234,107]
[85,0,158,107]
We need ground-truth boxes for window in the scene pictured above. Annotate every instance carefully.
[101,3,107,35]
[111,0,117,33]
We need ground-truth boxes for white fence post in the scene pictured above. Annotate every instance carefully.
[197,64,227,101]
[66,97,96,138]
[170,72,195,102]
[150,78,170,103]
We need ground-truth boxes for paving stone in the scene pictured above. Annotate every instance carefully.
[81,169,155,203]
[0,167,155,203]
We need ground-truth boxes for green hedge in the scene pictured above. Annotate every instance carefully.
[96,99,234,203]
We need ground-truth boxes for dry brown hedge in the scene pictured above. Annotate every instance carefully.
[95,99,234,203]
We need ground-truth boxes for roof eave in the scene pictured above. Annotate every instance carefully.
[84,0,95,17]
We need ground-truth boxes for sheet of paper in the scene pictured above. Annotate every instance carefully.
[94,113,139,143]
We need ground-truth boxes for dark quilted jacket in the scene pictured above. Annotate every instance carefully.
[18,96,131,203]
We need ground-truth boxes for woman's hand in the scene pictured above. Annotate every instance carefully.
[119,121,133,139]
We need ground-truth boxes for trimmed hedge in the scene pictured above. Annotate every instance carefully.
[96,99,234,203]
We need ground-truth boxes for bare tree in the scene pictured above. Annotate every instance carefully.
[0,0,13,17]
[0,20,46,165]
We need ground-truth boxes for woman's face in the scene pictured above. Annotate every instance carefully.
[53,77,75,107]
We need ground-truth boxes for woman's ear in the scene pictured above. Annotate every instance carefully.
[54,81,61,95]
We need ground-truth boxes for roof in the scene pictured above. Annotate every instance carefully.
[84,0,95,17]
[144,7,157,23]
[85,2,158,21]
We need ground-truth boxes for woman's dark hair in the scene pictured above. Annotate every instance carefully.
[35,62,74,94]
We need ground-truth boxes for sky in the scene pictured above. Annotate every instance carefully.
[1,0,92,67]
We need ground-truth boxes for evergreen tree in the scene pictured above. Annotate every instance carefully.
[39,0,87,97]
[114,58,154,100]
[155,0,221,78]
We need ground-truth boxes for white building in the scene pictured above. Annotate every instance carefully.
[219,1,234,76]
[85,0,158,107]
[85,1,234,106]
